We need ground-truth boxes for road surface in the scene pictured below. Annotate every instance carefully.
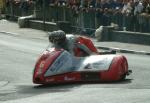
[0,33,150,103]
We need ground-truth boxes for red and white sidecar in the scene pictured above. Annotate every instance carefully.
[33,47,131,84]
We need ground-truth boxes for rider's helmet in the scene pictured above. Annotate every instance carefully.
[48,30,66,45]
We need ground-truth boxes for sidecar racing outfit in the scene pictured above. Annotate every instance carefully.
[32,30,132,84]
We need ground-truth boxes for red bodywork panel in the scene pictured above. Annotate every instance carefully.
[33,49,129,84]
[74,37,98,56]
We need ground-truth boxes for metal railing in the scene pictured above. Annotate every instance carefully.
[5,4,150,33]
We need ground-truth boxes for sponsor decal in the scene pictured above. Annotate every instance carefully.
[46,78,55,82]
[79,55,115,71]
[84,63,92,69]
[49,51,72,72]
[64,76,75,81]
[37,61,45,75]
[44,51,73,77]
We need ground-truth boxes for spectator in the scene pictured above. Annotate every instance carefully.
[138,0,150,32]
[100,0,110,9]
[102,8,111,26]
[20,0,30,16]
[121,0,134,31]
[58,0,66,6]
[142,0,148,12]
[95,0,101,8]
[146,4,150,14]
[122,0,133,15]
[132,0,143,31]
[88,0,96,8]
[111,0,124,9]
[134,0,143,15]
[95,0,104,27]
[82,0,89,8]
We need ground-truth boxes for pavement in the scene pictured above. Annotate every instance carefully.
[0,19,150,55]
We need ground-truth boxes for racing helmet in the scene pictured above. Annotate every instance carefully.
[48,30,66,44]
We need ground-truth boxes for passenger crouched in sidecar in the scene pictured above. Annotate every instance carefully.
[48,30,100,57]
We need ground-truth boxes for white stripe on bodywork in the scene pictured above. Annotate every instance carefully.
[44,51,74,77]
[78,55,115,71]
[44,50,115,77]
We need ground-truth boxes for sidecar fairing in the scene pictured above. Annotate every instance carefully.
[33,48,130,84]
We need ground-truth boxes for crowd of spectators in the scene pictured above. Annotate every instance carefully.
[5,0,150,32]
[47,0,150,32]
[6,0,34,16]
[45,0,150,31]
[47,0,150,15]
[6,0,150,19]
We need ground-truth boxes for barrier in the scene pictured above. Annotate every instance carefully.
[5,4,150,33]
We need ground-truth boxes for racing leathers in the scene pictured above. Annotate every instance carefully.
[52,34,98,57]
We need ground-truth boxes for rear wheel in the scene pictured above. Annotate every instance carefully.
[120,57,128,80]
